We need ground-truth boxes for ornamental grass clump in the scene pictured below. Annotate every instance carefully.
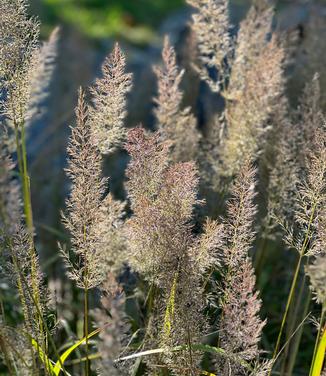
[125,128,213,375]
[269,113,326,373]
[124,129,268,375]
[1,0,326,375]
[188,0,285,185]
[61,86,128,374]
[0,0,58,230]
[0,1,57,374]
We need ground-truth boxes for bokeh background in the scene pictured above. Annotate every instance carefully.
[22,1,326,374]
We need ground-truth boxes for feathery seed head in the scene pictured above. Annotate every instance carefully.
[1,1,58,136]
[294,125,326,257]
[267,98,300,228]
[125,128,222,373]
[223,159,258,267]
[222,4,285,175]
[218,160,265,368]
[61,88,107,289]
[154,37,200,162]
[220,259,265,362]
[125,128,201,283]
[0,0,39,82]
[228,3,274,91]
[89,43,132,154]
[187,0,233,92]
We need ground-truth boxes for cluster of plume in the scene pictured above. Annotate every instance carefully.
[267,76,326,252]
[1,0,326,375]
[61,44,131,288]
[58,44,131,376]
[262,62,326,376]
[124,128,266,374]
[188,0,285,188]
[125,128,208,374]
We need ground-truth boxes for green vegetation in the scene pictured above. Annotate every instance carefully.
[39,0,184,42]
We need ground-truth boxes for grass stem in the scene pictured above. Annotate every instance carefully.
[84,284,90,376]
[269,201,317,375]
[309,304,326,376]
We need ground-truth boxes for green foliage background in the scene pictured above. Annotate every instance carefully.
[34,0,185,42]
[32,0,293,43]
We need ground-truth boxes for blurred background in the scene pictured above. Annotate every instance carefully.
[23,1,326,374]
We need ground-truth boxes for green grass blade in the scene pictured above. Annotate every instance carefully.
[163,272,178,340]
[311,327,326,376]
[63,353,101,366]
[53,327,101,375]
[31,338,55,375]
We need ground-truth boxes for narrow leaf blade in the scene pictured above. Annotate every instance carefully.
[311,327,326,376]
[53,327,101,375]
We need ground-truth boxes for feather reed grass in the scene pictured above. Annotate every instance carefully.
[1,1,326,375]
